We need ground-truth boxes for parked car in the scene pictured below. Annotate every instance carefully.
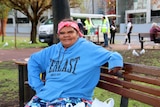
[38,18,54,46]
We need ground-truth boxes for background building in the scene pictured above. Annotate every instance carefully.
[117,0,160,33]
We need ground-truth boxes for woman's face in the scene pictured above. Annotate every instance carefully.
[58,26,79,48]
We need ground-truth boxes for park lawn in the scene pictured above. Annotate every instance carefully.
[0,61,19,106]
[0,36,48,49]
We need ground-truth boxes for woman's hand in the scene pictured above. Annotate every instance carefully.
[108,67,122,73]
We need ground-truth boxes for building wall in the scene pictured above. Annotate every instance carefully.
[120,23,155,33]
[116,0,126,24]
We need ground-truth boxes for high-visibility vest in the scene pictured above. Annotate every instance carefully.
[101,19,110,33]
[84,19,92,34]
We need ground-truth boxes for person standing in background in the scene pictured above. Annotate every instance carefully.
[77,18,85,35]
[124,20,132,45]
[101,16,110,47]
[84,17,92,35]
[124,20,133,49]
[110,20,116,44]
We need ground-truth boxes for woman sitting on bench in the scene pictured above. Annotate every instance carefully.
[150,22,160,43]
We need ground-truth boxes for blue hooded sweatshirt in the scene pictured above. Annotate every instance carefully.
[27,37,123,101]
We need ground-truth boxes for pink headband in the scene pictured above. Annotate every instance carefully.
[58,21,83,37]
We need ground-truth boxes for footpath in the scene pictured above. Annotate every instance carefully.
[0,41,160,62]
[0,48,42,62]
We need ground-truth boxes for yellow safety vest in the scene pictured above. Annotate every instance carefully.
[84,20,92,35]
[101,19,110,33]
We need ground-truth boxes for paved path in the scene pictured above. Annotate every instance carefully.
[0,48,42,62]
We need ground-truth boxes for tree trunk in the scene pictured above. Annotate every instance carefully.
[30,21,37,43]
[52,0,70,44]
[0,18,7,36]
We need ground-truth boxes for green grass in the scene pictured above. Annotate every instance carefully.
[0,36,48,49]
[117,49,160,67]
[0,61,18,103]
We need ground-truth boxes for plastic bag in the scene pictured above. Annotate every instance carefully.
[65,102,85,107]
[125,34,128,39]
[108,33,111,39]
[74,102,85,107]
[92,98,114,107]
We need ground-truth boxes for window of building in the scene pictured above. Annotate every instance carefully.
[16,18,29,23]
[7,18,13,24]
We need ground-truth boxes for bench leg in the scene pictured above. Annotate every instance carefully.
[141,37,144,49]
[18,65,26,107]
[141,42,144,49]
[120,96,128,107]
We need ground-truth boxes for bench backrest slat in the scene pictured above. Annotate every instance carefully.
[124,73,160,86]
[124,63,160,76]
[138,33,150,37]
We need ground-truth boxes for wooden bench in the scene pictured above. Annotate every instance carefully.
[139,33,160,49]
[15,60,160,107]
[98,62,160,107]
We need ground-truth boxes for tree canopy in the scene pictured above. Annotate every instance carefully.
[0,4,10,19]
[2,0,52,22]
[1,0,52,43]
[1,0,82,43]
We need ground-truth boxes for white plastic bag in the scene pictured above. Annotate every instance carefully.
[125,34,128,39]
[92,98,114,107]
[66,102,85,107]
[74,102,85,107]
[108,33,111,39]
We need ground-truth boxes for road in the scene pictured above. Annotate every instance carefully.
[6,32,140,43]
